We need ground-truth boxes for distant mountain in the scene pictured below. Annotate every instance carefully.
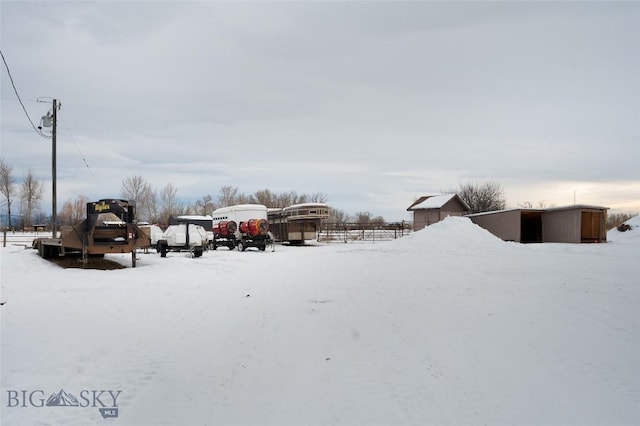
[45,389,80,407]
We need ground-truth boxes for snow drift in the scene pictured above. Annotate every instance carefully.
[607,214,640,244]
[386,216,511,252]
[1,215,638,426]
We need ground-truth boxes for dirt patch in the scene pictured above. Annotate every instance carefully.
[49,256,126,270]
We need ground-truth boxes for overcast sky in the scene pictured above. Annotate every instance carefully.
[1,1,638,221]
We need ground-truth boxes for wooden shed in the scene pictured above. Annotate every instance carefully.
[407,194,471,231]
[467,205,608,243]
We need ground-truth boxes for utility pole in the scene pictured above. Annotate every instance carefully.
[39,98,60,237]
[52,98,58,237]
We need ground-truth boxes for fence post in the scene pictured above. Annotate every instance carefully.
[2,229,6,248]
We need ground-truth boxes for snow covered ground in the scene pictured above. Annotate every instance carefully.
[1,216,639,426]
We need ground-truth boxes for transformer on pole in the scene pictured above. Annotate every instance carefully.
[39,98,60,236]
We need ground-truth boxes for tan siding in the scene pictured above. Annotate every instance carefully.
[441,199,467,214]
[466,206,608,244]
[412,210,441,230]
[543,210,581,243]
[468,210,521,242]
[411,198,468,231]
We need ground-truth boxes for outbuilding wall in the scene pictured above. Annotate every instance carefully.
[468,210,522,242]
[413,210,442,230]
[412,199,467,231]
[467,206,608,244]
[440,199,467,219]
[543,207,606,243]
[542,209,581,243]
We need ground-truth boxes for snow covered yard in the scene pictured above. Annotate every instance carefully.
[1,217,638,426]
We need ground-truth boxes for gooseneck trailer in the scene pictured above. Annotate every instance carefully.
[32,199,146,267]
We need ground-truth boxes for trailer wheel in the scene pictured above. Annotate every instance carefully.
[160,244,167,258]
[259,243,266,251]
[41,244,58,259]
[36,242,45,258]
[237,241,246,252]
[194,248,203,258]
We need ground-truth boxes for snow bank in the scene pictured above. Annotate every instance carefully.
[1,219,639,426]
[386,216,510,252]
[607,214,640,243]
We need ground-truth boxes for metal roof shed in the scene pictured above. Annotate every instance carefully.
[542,205,608,243]
[466,209,541,243]
[467,205,608,243]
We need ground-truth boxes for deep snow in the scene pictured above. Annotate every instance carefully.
[1,216,639,426]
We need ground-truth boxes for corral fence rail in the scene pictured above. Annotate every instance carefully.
[2,230,54,248]
[318,221,412,243]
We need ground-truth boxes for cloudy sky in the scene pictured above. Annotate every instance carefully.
[1,1,638,221]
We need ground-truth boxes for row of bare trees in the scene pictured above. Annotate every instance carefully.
[0,159,379,230]
[52,175,331,228]
[3,157,539,232]
[0,158,45,230]
[115,176,331,227]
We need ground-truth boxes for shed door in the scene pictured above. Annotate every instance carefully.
[521,211,542,243]
[581,212,602,243]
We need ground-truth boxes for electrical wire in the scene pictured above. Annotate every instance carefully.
[59,113,99,183]
[0,49,49,139]
[1,50,100,191]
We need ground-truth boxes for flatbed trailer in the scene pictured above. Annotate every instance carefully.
[33,199,145,267]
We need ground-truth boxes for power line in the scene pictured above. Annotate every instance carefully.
[0,49,48,139]
[59,113,99,184]
[1,50,100,192]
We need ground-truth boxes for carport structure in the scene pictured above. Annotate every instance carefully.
[467,205,608,243]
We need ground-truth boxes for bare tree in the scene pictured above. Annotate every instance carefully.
[354,211,373,225]
[309,192,328,203]
[276,191,303,207]
[194,194,215,216]
[254,189,276,207]
[447,180,506,214]
[121,175,155,222]
[20,169,44,228]
[236,192,255,205]
[160,183,179,222]
[328,207,349,225]
[217,186,238,207]
[371,216,386,227]
[58,195,89,226]
[146,189,159,223]
[0,158,16,229]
